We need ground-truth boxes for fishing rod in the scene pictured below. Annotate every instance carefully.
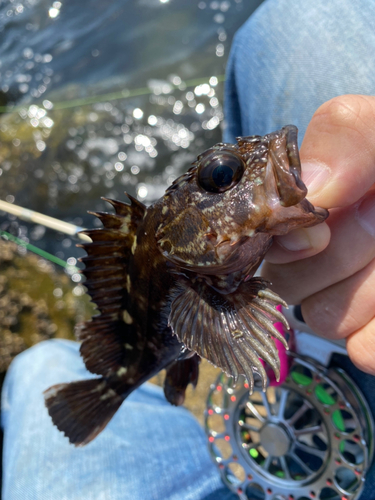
[0,200,91,242]
[0,199,91,272]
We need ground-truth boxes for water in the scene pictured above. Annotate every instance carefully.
[0,0,262,273]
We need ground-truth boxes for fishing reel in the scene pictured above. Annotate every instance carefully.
[205,306,375,500]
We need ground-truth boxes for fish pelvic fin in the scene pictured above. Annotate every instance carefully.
[44,378,123,446]
[163,353,200,406]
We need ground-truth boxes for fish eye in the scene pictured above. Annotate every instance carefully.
[198,152,245,193]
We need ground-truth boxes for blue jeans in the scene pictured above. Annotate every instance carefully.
[2,340,235,500]
[3,0,375,498]
[224,0,375,145]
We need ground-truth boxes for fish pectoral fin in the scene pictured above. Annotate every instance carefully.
[168,279,289,393]
[163,353,200,406]
[44,378,123,446]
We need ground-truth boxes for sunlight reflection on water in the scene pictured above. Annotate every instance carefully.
[0,0,263,271]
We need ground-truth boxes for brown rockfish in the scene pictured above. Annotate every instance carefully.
[44,125,328,446]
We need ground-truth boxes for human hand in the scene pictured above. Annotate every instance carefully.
[262,95,375,375]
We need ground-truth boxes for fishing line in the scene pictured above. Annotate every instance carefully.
[0,229,80,274]
[0,74,226,113]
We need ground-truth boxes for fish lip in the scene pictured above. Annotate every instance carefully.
[269,125,308,207]
[284,125,307,192]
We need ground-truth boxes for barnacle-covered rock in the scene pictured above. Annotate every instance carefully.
[0,239,93,372]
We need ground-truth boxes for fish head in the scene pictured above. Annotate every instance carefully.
[156,125,328,278]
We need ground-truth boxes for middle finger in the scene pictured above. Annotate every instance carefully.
[262,190,375,304]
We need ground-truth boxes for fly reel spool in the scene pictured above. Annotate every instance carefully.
[205,353,374,500]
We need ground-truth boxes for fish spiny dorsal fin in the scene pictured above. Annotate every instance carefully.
[101,193,146,220]
[125,192,147,219]
[76,195,146,377]
[87,211,123,229]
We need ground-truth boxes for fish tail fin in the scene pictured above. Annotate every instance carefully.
[44,377,123,446]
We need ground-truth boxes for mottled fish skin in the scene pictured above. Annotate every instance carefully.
[44,125,328,446]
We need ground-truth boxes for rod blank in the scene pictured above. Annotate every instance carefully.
[0,200,91,242]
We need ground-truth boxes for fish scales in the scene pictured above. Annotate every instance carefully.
[44,125,328,446]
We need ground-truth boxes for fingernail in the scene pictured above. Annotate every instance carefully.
[276,224,330,252]
[302,161,331,198]
[356,194,375,238]
[276,228,313,251]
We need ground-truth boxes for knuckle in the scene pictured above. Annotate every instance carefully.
[347,330,375,375]
[311,95,375,139]
[314,95,362,129]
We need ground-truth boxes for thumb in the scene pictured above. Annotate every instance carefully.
[266,94,375,264]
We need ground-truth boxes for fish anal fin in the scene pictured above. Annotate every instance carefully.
[44,378,123,446]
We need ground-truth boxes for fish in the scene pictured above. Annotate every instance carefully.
[44,125,328,446]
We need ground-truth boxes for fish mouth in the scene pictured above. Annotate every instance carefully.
[268,125,308,207]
